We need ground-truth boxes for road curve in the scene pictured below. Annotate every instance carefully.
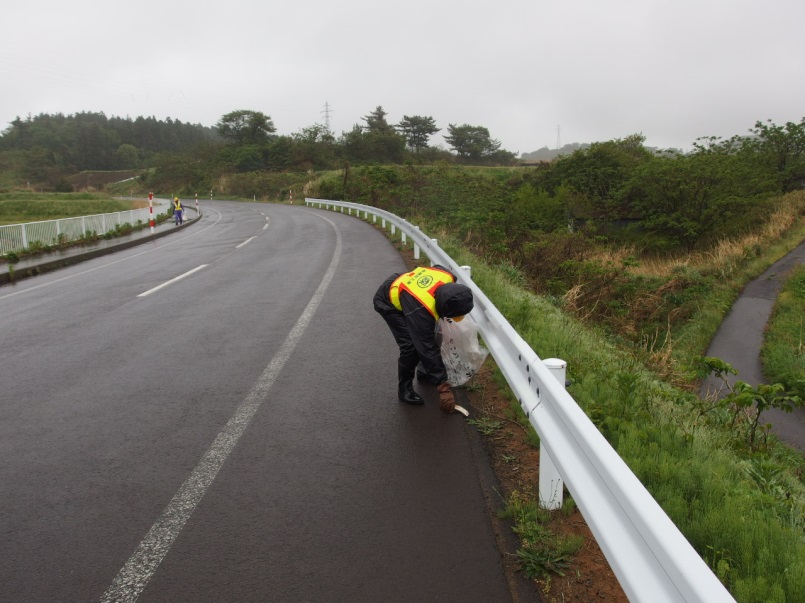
[0,202,529,602]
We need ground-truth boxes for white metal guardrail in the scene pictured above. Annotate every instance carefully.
[0,199,170,256]
[306,198,735,603]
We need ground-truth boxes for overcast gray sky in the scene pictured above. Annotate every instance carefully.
[2,0,803,155]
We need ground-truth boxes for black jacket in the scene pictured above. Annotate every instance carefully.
[373,266,473,383]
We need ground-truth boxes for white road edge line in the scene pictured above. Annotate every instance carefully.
[236,236,257,249]
[136,265,208,298]
[101,213,342,603]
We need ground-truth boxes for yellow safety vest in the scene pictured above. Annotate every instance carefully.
[174,200,182,210]
[389,267,455,319]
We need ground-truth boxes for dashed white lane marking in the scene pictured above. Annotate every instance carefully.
[236,236,257,249]
[101,213,342,603]
[136,265,208,297]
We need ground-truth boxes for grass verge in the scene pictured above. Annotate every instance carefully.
[763,264,805,400]
[434,231,805,603]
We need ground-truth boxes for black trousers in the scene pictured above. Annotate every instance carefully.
[373,275,419,374]
[377,310,419,374]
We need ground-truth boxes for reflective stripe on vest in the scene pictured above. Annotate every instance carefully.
[389,267,455,319]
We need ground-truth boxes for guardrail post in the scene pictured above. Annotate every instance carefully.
[401,231,407,246]
[373,214,377,223]
[381,217,386,228]
[391,223,396,236]
[413,226,421,260]
[540,358,566,510]
[459,265,471,279]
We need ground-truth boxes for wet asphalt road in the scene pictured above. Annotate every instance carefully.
[701,239,805,452]
[0,202,525,602]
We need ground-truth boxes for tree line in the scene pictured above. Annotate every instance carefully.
[0,106,517,190]
[318,119,805,255]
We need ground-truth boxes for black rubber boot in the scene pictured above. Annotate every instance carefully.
[398,363,424,405]
[416,367,440,385]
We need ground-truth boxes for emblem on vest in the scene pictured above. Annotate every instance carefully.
[416,275,434,288]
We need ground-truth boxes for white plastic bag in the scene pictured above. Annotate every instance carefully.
[439,316,489,386]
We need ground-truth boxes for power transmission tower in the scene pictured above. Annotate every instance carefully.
[321,102,333,131]
[556,125,561,150]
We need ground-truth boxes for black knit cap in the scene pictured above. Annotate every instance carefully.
[435,282,474,318]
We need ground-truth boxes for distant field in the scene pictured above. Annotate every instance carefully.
[0,193,148,225]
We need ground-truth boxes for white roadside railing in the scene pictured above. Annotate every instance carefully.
[0,199,170,256]
[306,198,736,603]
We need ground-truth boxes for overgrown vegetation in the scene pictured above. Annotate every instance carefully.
[763,265,805,399]
[429,230,805,603]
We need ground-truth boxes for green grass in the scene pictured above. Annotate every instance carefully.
[763,264,805,399]
[499,490,584,578]
[429,229,805,602]
[0,192,142,225]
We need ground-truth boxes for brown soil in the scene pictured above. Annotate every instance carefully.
[398,247,628,603]
[463,362,628,603]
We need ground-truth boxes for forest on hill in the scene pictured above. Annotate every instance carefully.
[0,107,517,192]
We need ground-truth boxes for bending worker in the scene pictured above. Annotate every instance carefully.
[373,265,474,413]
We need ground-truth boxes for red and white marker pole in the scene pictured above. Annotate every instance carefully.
[195,193,199,215]
[148,192,155,233]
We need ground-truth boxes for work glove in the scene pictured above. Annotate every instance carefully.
[437,381,455,414]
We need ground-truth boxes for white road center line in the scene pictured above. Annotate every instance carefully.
[136,265,208,298]
[101,213,342,603]
[236,236,257,249]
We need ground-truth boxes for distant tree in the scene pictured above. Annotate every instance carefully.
[444,124,501,160]
[396,115,439,153]
[539,134,654,214]
[745,118,805,192]
[291,124,337,169]
[216,110,276,146]
[116,143,140,168]
[361,106,395,135]
[340,123,405,164]
[342,107,406,164]
[615,149,775,250]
